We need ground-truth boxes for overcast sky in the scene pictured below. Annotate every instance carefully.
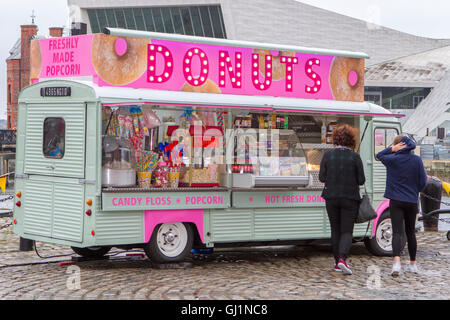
[1,0,450,120]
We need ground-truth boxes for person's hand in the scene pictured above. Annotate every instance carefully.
[391,142,406,153]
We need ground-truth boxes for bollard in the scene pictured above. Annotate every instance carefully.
[19,237,35,251]
[420,176,442,232]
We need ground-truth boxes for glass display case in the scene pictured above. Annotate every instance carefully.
[230,113,353,189]
[102,136,136,187]
[232,127,311,188]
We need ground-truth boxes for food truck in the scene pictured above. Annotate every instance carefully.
[12,28,404,262]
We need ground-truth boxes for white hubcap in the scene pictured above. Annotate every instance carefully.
[156,223,188,258]
[376,219,393,251]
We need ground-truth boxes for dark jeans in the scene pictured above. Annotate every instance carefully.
[390,199,418,261]
[325,198,359,264]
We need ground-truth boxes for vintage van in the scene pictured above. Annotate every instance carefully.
[13,29,404,262]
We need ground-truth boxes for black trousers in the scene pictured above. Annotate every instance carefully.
[390,199,418,261]
[325,198,359,264]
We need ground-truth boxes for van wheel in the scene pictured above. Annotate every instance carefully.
[364,210,406,256]
[144,222,193,263]
[71,246,111,258]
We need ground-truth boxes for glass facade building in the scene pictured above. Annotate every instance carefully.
[87,6,227,38]
[364,87,431,110]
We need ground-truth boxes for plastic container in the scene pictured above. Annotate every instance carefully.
[137,171,152,188]
[153,158,169,188]
[168,168,180,188]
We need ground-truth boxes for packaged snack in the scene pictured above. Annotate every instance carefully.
[142,105,161,129]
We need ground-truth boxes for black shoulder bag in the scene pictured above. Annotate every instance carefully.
[356,185,377,223]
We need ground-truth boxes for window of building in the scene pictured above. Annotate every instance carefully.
[133,8,145,30]
[87,5,227,38]
[364,91,382,105]
[365,87,431,110]
[170,7,184,34]
[105,9,117,28]
[43,117,65,159]
[413,96,425,108]
[8,84,11,105]
[115,8,127,28]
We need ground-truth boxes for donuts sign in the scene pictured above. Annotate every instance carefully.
[31,34,365,102]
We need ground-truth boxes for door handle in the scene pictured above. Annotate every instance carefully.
[46,165,55,170]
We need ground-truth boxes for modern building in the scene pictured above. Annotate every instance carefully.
[365,45,450,134]
[62,0,450,137]
[6,25,63,129]
[68,0,450,67]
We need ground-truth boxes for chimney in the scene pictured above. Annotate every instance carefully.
[71,22,87,36]
[20,24,38,89]
[49,27,63,37]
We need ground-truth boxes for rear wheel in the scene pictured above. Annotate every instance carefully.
[144,222,193,263]
[364,210,406,256]
[71,246,111,259]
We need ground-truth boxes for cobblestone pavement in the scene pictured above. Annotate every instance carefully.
[0,217,449,300]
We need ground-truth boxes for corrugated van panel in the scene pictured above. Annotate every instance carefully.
[94,211,144,245]
[52,183,84,242]
[373,161,387,193]
[210,209,253,242]
[24,104,85,178]
[254,208,326,239]
[23,180,53,237]
[325,219,371,236]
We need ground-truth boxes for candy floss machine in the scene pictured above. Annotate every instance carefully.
[102,136,136,187]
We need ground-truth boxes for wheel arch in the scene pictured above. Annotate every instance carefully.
[144,209,204,244]
[372,199,390,237]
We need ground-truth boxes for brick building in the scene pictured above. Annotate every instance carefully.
[6,25,63,129]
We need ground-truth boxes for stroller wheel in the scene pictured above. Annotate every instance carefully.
[447,231,450,241]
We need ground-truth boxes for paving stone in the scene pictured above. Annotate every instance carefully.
[0,220,449,300]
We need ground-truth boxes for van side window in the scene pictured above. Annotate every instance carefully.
[43,117,65,159]
[374,128,398,158]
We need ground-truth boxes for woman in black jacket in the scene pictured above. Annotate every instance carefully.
[319,124,366,275]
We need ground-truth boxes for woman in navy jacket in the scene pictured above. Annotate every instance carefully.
[376,135,427,276]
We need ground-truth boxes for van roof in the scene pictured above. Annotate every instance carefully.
[104,28,370,60]
[21,79,400,119]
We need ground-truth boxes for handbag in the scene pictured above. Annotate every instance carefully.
[356,186,377,224]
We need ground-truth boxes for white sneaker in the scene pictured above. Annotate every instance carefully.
[391,263,401,277]
[406,264,419,274]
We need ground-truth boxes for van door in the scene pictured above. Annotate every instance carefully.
[372,124,401,202]
[22,103,86,243]
[24,103,86,178]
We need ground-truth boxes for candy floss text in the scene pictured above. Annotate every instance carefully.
[112,195,224,207]
[46,37,81,77]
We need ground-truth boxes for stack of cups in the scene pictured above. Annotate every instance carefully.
[168,167,180,188]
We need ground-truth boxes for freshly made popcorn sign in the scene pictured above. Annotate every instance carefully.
[31,33,365,102]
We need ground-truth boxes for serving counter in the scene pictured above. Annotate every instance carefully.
[101,184,326,211]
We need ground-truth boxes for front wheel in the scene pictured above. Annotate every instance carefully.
[144,222,194,263]
[364,210,406,256]
[71,246,112,259]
